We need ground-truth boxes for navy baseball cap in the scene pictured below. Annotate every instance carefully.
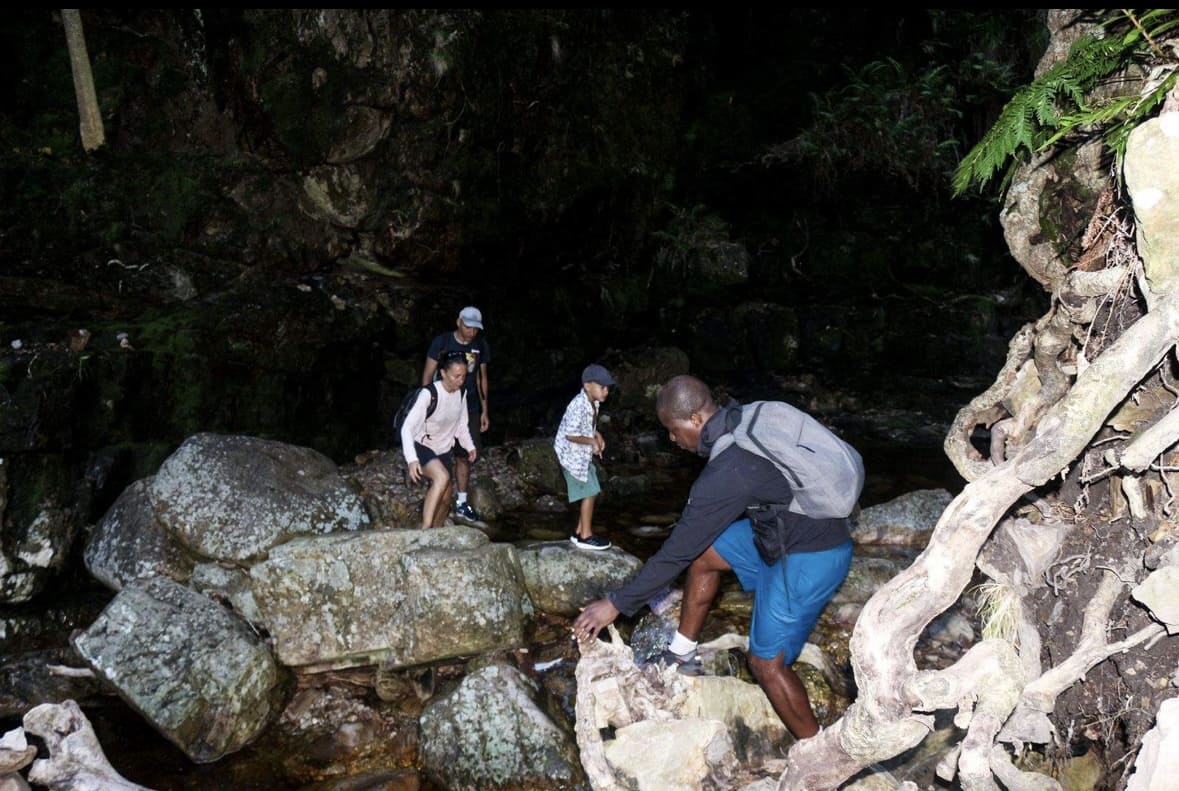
[582,364,617,386]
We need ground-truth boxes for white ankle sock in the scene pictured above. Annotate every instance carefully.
[668,632,698,656]
[456,492,468,505]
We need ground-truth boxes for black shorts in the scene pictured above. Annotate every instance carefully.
[414,442,454,474]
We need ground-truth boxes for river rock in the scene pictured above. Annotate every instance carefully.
[84,477,193,591]
[514,540,643,616]
[419,663,585,791]
[71,577,285,763]
[149,433,369,563]
[851,488,952,545]
[250,527,532,671]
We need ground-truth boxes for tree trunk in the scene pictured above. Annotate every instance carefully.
[61,9,105,152]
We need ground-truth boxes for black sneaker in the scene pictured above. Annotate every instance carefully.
[653,648,705,676]
[569,534,612,551]
[453,501,488,527]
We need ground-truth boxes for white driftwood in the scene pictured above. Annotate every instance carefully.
[574,625,692,791]
[22,700,154,791]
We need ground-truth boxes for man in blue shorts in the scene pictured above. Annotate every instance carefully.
[572,374,853,739]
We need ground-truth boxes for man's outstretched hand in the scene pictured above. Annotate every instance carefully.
[572,598,620,642]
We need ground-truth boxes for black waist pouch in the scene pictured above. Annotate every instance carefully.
[747,504,791,565]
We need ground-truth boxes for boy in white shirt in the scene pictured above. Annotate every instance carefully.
[554,364,616,550]
[401,352,477,528]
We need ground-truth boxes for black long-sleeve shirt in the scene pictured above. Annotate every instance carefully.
[608,403,852,617]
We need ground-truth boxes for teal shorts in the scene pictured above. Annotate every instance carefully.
[713,518,852,664]
[562,462,601,503]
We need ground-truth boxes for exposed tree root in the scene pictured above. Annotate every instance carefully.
[782,291,1179,790]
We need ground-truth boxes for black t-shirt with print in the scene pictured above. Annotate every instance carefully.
[427,332,490,413]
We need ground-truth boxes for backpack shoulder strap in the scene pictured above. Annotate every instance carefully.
[426,382,439,418]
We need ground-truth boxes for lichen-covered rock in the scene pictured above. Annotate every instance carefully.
[71,577,286,764]
[250,527,532,670]
[504,439,565,497]
[149,433,369,563]
[84,477,194,591]
[515,540,642,616]
[419,663,586,791]
[851,488,951,545]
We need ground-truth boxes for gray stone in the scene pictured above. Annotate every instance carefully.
[149,433,369,563]
[832,556,904,605]
[1126,696,1179,791]
[190,562,263,625]
[250,527,532,671]
[1125,111,1179,293]
[71,577,284,763]
[299,164,372,228]
[420,663,585,791]
[605,718,738,790]
[505,438,565,497]
[852,488,952,545]
[84,477,193,591]
[515,541,643,616]
[1132,567,1179,635]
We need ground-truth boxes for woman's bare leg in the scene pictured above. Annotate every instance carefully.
[421,462,450,528]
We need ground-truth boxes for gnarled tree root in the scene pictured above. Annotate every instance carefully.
[782,291,1179,790]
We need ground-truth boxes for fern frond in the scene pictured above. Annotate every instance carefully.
[953,11,1179,196]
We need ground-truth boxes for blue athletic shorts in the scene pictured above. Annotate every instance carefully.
[562,462,601,503]
[713,518,852,664]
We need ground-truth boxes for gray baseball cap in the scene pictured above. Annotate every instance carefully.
[458,306,483,329]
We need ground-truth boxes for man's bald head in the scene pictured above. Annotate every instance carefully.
[656,375,716,422]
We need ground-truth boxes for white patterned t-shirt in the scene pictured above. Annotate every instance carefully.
[554,389,598,483]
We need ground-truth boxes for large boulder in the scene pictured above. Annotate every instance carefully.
[71,577,286,763]
[419,663,585,791]
[83,478,193,591]
[515,540,643,616]
[148,433,369,563]
[249,527,533,671]
[851,488,952,546]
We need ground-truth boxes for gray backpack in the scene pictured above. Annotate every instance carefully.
[710,400,864,519]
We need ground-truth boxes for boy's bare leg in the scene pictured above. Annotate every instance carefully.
[678,546,730,640]
[576,495,596,538]
[747,653,820,738]
[421,463,450,529]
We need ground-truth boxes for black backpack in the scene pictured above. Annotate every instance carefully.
[392,383,439,443]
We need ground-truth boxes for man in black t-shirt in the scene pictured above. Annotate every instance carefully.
[421,306,491,526]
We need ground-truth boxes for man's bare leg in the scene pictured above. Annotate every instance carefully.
[748,652,820,738]
[677,546,730,640]
[454,454,470,495]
